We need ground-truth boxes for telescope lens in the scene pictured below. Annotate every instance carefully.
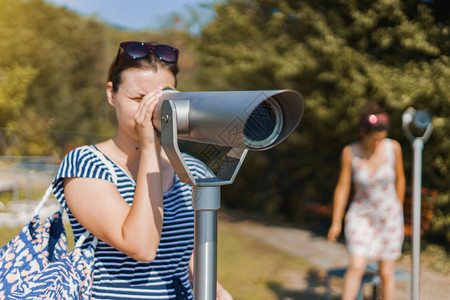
[243,98,283,149]
[413,110,431,130]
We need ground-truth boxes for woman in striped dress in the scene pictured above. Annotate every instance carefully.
[52,41,232,300]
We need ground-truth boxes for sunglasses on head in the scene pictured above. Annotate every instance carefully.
[114,41,179,67]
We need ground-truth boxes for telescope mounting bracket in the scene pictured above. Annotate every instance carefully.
[160,99,248,187]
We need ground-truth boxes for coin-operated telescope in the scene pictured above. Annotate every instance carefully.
[153,89,304,185]
[402,107,433,300]
[153,88,304,300]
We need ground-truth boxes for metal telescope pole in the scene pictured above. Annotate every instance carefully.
[411,138,424,300]
[402,108,432,300]
[192,186,220,300]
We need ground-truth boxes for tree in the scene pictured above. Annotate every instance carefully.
[0,0,185,155]
[195,0,450,246]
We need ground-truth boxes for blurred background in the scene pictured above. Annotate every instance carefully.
[0,0,449,299]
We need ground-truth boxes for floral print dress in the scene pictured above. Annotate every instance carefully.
[344,139,404,260]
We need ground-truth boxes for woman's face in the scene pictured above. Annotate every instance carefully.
[361,130,388,151]
[107,67,176,141]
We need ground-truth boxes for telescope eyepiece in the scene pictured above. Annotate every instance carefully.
[412,110,431,130]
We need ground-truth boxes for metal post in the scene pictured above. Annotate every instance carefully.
[411,138,424,300]
[192,186,220,300]
[402,108,433,300]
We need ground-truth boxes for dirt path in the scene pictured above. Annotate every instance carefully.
[220,211,449,300]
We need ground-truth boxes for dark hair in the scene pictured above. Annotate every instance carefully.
[358,101,390,134]
[107,49,179,92]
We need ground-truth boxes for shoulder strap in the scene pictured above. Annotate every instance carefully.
[75,230,98,249]
[32,184,54,216]
[348,143,359,165]
[385,139,395,165]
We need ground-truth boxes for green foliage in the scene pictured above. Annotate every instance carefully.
[0,0,448,248]
[195,0,450,247]
[0,64,37,128]
[5,108,58,156]
[217,217,310,299]
[0,0,189,155]
[0,0,109,154]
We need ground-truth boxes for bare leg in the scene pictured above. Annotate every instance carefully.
[379,260,396,300]
[342,255,367,300]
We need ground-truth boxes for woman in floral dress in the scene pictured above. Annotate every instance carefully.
[328,102,405,300]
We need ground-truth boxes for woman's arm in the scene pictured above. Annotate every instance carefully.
[63,146,163,262]
[327,145,353,242]
[63,88,164,262]
[393,140,406,204]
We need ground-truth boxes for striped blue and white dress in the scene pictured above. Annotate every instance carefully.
[52,145,211,299]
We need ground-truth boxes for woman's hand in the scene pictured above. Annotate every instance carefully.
[327,145,352,244]
[134,87,163,149]
[327,223,342,243]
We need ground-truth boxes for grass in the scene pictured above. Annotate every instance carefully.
[0,187,51,211]
[0,226,23,246]
[0,192,14,211]
[217,217,311,300]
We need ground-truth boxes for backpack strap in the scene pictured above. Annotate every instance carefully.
[32,184,54,217]
[76,229,99,249]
